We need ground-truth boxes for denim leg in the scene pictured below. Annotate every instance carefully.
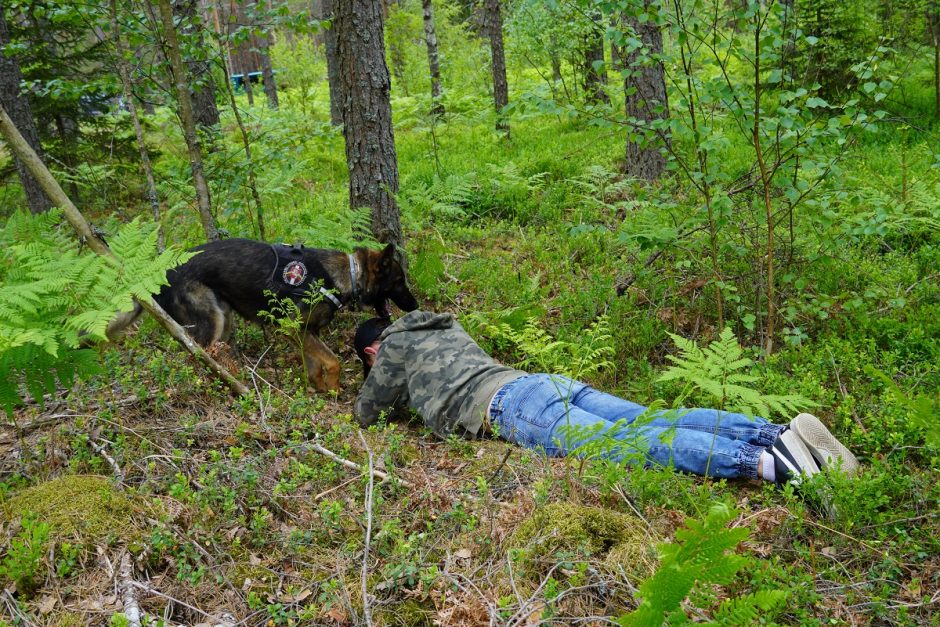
[565,379,785,447]
[491,374,765,479]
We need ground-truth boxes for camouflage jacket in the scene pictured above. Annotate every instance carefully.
[354,311,525,437]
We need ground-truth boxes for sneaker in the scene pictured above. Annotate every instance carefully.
[769,430,820,485]
[790,413,860,476]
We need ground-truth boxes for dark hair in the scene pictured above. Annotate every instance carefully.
[354,317,391,374]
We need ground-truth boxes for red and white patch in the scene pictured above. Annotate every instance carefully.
[282,261,307,286]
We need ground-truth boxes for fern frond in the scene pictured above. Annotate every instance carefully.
[659,328,811,418]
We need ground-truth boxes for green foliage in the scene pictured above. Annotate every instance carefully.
[659,329,811,419]
[620,503,786,626]
[464,312,614,380]
[0,515,50,597]
[0,210,190,414]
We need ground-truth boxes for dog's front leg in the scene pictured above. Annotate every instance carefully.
[302,332,341,392]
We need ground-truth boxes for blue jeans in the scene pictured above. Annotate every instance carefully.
[489,374,786,479]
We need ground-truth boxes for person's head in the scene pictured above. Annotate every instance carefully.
[354,317,391,376]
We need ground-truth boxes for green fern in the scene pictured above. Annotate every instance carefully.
[463,312,614,380]
[659,328,811,419]
[620,503,787,626]
[0,210,191,415]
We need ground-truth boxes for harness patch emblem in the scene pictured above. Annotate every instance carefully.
[282,261,307,286]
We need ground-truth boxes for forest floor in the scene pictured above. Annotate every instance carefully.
[2,95,940,625]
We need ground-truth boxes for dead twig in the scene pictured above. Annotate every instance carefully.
[295,441,412,488]
[118,552,142,627]
[130,581,218,622]
[90,437,125,485]
[358,431,375,627]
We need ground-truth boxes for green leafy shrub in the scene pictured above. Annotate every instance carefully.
[621,503,787,626]
[0,210,191,414]
[0,515,50,597]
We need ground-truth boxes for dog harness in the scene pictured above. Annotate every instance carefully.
[269,244,362,311]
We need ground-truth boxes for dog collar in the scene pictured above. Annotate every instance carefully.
[348,253,360,301]
[319,286,343,309]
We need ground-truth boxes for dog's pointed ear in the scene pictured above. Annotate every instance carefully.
[380,242,396,267]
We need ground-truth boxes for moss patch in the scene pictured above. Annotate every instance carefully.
[2,475,140,545]
[509,502,658,580]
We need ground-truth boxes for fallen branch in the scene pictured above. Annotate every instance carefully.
[89,437,125,486]
[296,441,412,488]
[130,581,218,622]
[358,431,375,627]
[118,552,142,627]
[0,104,248,397]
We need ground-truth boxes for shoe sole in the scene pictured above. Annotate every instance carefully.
[790,413,860,476]
[774,430,820,482]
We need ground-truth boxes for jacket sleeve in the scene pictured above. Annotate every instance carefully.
[354,343,409,427]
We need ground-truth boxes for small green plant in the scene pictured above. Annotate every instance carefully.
[0,515,51,597]
[620,503,787,625]
[464,312,614,380]
[659,328,811,418]
[258,286,327,382]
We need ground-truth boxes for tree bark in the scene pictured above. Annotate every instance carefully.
[156,0,219,241]
[0,102,247,397]
[484,0,509,134]
[111,0,164,251]
[216,14,266,240]
[334,0,402,247]
[0,4,54,214]
[318,0,344,126]
[255,0,278,109]
[931,4,940,118]
[422,0,444,115]
[623,6,668,180]
[174,0,220,132]
[583,14,610,105]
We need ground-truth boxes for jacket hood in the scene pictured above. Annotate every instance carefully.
[380,310,455,338]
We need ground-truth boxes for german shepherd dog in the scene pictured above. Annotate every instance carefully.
[108,238,418,391]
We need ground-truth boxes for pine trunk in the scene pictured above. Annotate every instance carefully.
[320,0,344,126]
[256,0,278,109]
[0,4,54,214]
[422,0,444,116]
[174,0,220,132]
[582,20,609,105]
[484,0,509,134]
[111,0,164,250]
[156,0,219,241]
[334,0,402,247]
[932,7,940,118]
[623,7,668,181]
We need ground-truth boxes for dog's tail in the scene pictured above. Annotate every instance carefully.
[104,302,145,342]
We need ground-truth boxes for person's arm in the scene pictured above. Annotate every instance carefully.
[354,343,409,427]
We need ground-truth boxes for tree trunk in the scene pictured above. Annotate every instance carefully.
[111,0,164,251]
[623,7,668,180]
[243,56,255,105]
[174,0,220,132]
[484,0,509,134]
[0,4,54,214]
[422,0,444,116]
[0,103,248,397]
[931,5,940,118]
[319,0,344,126]
[333,0,402,247]
[255,0,278,109]
[156,0,219,241]
[216,14,266,240]
[583,14,610,105]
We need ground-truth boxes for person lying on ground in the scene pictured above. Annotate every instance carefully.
[352,311,860,484]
